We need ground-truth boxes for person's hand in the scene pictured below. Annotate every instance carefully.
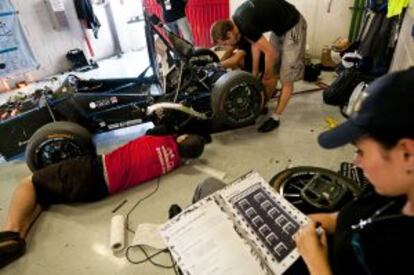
[308,212,338,234]
[294,221,332,275]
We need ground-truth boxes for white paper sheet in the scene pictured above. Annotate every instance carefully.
[219,172,308,274]
[159,200,266,275]
[131,223,167,250]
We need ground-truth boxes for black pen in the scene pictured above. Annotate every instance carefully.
[112,199,128,213]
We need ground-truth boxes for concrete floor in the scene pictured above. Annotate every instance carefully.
[0,52,355,274]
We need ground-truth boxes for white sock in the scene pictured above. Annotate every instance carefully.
[271,114,280,121]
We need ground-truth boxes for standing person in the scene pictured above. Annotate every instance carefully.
[294,68,414,274]
[0,134,205,268]
[210,0,307,132]
[156,0,194,44]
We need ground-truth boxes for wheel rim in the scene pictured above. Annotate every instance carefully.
[35,137,86,169]
[271,169,358,213]
[223,83,261,123]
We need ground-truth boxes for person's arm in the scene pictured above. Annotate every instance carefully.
[219,46,237,61]
[220,49,246,70]
[308,212,338,234]
[250,35,278,80]
[251,42,261,77]
[294,221,333,275]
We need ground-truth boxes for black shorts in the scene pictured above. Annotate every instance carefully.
[32,155,109,209]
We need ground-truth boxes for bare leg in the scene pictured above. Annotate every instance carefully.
[264,76,279,101]
[274,80,294,115]
[3,176,42,238]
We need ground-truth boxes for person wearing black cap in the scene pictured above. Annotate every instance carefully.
[293,68,414,275]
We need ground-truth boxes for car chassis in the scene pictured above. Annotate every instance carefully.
[0,13,265,170]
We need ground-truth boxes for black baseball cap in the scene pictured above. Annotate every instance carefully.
[319,67,414,149]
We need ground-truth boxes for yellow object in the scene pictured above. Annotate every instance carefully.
[388,0,410,18]
[324,117,339,129]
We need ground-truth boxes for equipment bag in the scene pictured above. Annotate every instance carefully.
[323,68,361,106]
[323,68,374,106]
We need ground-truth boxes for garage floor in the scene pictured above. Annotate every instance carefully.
[0,51,354,274]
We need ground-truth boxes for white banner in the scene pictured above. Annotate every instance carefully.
[0,0,38,78]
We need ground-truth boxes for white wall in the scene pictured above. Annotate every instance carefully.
[111,0,147,53]
[0,0,148,92]
[230,0,354,57]
[390,11,414,71]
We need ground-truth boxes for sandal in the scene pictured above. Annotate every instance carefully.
[0,231,26,269]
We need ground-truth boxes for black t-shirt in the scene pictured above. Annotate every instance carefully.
[232,0,300,41]
[332,186,413,275]
[157,0,187,23]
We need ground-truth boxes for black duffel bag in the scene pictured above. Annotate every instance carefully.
[323,68,373,106]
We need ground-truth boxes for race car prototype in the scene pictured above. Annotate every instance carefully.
[0,13,265,171]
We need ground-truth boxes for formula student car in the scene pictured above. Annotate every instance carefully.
[0,13,265,171]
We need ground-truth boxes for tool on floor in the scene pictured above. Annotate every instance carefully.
[112,199,128,213]
[324,117,339,129]
[110,214,126,253]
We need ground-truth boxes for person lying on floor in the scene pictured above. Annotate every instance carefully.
[0,134,206,269]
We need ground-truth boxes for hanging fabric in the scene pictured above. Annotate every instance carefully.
[0,1,39,78]
[74,0,101,39]
[387,0,410,17]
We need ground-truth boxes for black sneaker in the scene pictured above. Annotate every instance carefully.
[168,204,182,219]
[258,118,280,132]
[0,231,26,269]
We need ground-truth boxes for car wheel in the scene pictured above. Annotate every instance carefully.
[269,166,362,214]
[25,121,96,172]
[191,48,220,66]
[211,70,265,129]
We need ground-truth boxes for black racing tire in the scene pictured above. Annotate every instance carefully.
[211,70,265,129]
[191,48,220,65]
[25,121,96,172]
[269,166,362,214]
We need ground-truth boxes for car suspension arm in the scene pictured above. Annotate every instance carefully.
[146,102,209,120]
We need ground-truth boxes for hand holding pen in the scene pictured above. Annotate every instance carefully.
[293,221,332,275]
